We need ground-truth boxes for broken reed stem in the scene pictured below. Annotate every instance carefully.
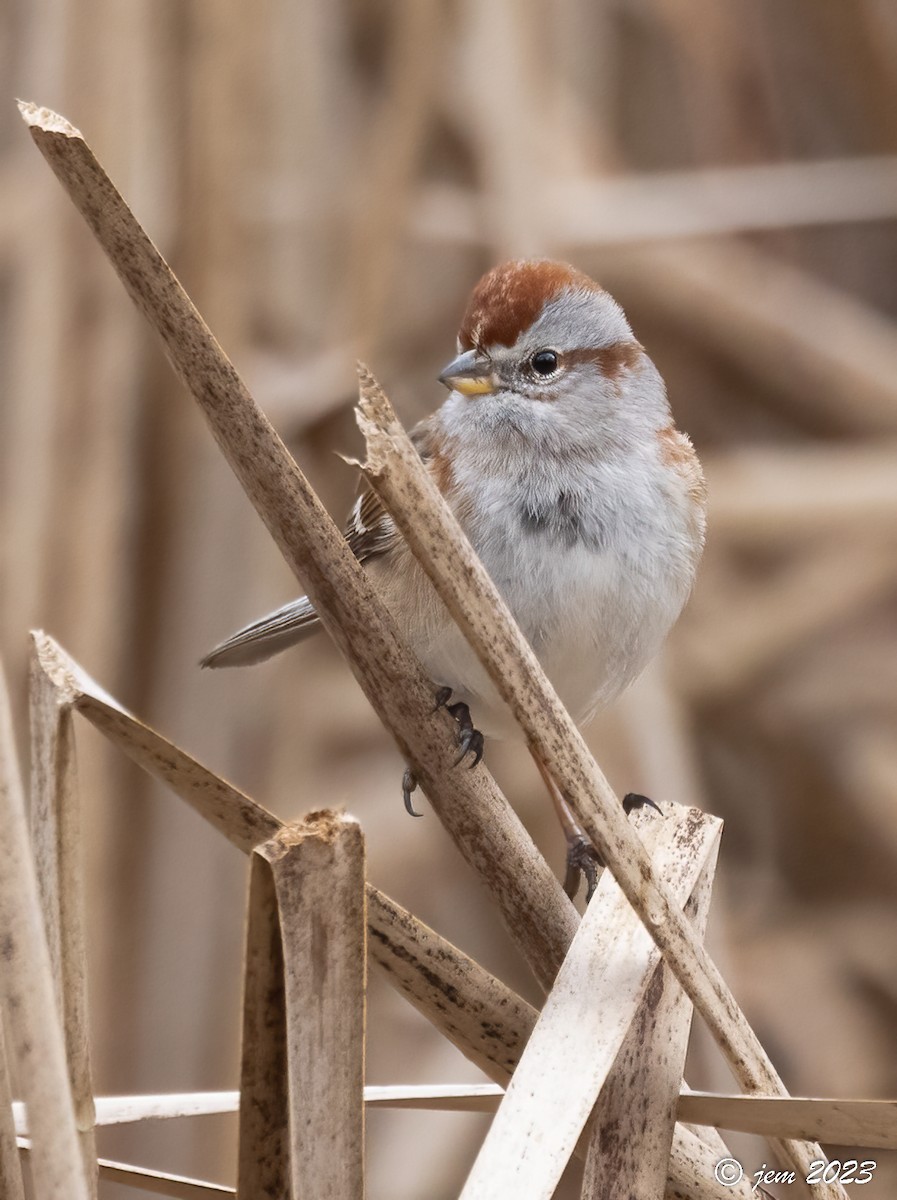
[19,101,578,993]
[261,815,366,1200]
[28,638,97,1194]
[581,838,719,1200]
[0,665,90,1200]
[25,635,749,1200]
[354,371,845,1199]
[458,806,719,1200]
[238,854,289,1199]
[238,816,370,1200]
[368,832,755,1200]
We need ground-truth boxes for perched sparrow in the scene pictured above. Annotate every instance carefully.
[202,260,706,898]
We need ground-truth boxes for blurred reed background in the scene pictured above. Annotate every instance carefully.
[2,2,897,1197]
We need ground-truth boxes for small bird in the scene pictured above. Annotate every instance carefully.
[202,260,706,898]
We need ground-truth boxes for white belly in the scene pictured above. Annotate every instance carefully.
[370,524,689,741]
[367,431,700,741]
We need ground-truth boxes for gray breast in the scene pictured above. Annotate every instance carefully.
[518,490,607,551]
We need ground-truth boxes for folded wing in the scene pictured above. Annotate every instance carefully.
[199,417,437,669]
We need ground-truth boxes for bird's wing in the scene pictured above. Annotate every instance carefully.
[344,415,441,564]
[200,416,441,669]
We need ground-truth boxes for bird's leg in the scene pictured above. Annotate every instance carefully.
[532,754,602,901]
[434,686,485,768]
[531,752,661,903]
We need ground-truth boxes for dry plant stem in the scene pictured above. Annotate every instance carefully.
[0,666,90,1200]
[238,854,289,1200]
[368,831,753,1200]
[458,807,719,1200]
[19,101,578,992]
[365,886,532,1079]
[17,1143,234,1200]
[15,1086,503,1127]
[30,632,282,854]
[677,1094,897,1150]
[0,1021,25,1200]
[596,239,897,437]
[581,844,718,1200]
[91,1162,233,1199]
[355,374,844,1199]
[28,637,97,1194]
[17,1087,895,1146]
[30,632,742,1200]
[259,815,366,1200]
[702,442,897,543]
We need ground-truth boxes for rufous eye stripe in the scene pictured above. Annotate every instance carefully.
[561,342,643,378]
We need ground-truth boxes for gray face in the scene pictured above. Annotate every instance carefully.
[482,287,635,402]
[440,284,670,459]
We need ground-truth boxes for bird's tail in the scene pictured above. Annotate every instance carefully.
[200,597,321,668]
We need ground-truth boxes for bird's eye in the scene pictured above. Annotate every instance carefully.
[530,350,559,376]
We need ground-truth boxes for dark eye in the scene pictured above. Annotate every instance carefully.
[530,350,559,376]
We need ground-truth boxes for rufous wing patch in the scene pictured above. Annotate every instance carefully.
[658,426,708,510]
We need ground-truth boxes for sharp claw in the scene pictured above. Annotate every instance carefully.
[468,734,484,768]
[402,767,423,818]
[563,860,581,900]
[443,698,485,770]
[623,792,662,816]
[453,726,484,768]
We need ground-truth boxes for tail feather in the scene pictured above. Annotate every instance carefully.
[200,597,321,668]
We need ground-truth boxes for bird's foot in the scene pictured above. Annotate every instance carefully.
[564,792,663,903]
[400,688,487,819]
[434,687,484,768]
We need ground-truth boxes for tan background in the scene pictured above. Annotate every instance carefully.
[2,1,897,1197]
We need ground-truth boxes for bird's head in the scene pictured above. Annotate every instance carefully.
[438,259,668,446]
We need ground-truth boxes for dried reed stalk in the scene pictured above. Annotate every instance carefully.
[677,1094,897,1149]
[676,538,896,701]
[595,239,897,437]
[17,1142,235,1200]
[458,806,718,1200]
[703,442,897,542]
[24,634,749,1199]
[413,155,897,246]
[355,373,845,1198]
[238,816,367,1199]
[580,836,719,1199]
[18,1085,893,1146]
[238,852,288,1198]
[19,100,577,992]
[28,636,97,1194]
[259,815,366,1200]
[32,633,281,854]
[0,1021,25,1200]
[0,665,89,1200]
[367,825,753,1200]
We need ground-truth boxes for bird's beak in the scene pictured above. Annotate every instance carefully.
[438,348,495,396]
